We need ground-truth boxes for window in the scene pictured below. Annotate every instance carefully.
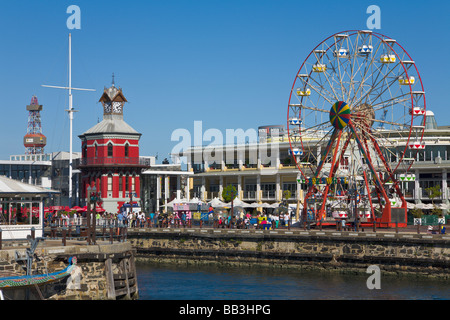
[119,175,123,192]
[108,143,113,157]
[125,175,129,192]
[95,144,98,158]
[108,175,113,192]
[125,143,129,158]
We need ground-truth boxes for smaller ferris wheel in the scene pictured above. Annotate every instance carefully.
[287,30,426,228]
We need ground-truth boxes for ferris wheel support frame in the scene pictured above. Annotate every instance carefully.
[302,119,408,228]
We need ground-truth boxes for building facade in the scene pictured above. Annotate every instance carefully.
[2,151,82,207]
[78,83,150,213]
[176,113,450,214]
[140,160,193,213]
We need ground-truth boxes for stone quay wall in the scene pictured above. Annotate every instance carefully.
[128,228,450,279]
[0,241,138,300]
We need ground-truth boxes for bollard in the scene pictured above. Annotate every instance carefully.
[92,214,97,245]
[0,228,2,250]
[395,220,398,233]
[51,223,56,239]
[109,226,113,244]
[417,223,420,234]
[62,227,67,246]
[31,227,35,240]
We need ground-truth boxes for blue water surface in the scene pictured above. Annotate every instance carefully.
[136,262,449,300]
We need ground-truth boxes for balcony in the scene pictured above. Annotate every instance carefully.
[261,190,276,200]
[78,157,151,168]
[243,190,257,200]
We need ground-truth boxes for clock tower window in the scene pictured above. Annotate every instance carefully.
[125,143,129,158]
[108,143,113,157]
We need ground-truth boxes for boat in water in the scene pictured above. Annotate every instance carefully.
[0,256,77,300]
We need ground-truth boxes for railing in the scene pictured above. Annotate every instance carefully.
[261,190,276,200]
[243,191,257,200]
[79,157,151,166]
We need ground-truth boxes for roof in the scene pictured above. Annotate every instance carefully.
[99,85,128,103]
[80,116,141,136]
[0,175,59,197]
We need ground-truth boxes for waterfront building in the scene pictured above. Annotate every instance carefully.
[78,82,150,213]
[1,85,189,214]
[175,112,450,212]
[2,151,81,207]
[175,125,300,208]
[140,159,193,213]
[0,175,58,240]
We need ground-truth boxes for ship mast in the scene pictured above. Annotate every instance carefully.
[42,33,95,207]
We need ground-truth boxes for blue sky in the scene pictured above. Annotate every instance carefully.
[0,0,448,162]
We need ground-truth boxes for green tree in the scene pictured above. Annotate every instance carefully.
[425,185,443,216]
[281,190,291,207]
[222,185,237,217]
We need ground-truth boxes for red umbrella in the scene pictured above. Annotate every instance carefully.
[95,206,106,213]
[71,206,85,213]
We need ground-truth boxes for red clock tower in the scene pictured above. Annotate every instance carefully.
[79,81,148,213]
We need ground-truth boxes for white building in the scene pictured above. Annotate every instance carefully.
[0,175,58,240]
[174,111,450,214]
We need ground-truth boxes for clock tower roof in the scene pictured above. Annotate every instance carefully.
[98,84,128,103]
[80,80,141,138]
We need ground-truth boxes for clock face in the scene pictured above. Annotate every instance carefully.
[113,102,123,113]
[104,102,112,113]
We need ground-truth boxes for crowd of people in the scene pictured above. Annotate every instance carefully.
[46,208,295,231]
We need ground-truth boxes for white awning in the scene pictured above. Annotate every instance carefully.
[0,175,59,197]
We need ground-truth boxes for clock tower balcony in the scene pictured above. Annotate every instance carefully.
[78,156,151,168]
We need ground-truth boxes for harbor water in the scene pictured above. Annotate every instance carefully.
[136,262,449,300]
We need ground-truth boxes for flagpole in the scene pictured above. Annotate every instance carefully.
[69,33,73,209]
[42,33,95,207]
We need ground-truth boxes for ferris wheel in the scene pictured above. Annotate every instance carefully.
[287,30,426,227]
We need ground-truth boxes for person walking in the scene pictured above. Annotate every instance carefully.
[181,212,186,228]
